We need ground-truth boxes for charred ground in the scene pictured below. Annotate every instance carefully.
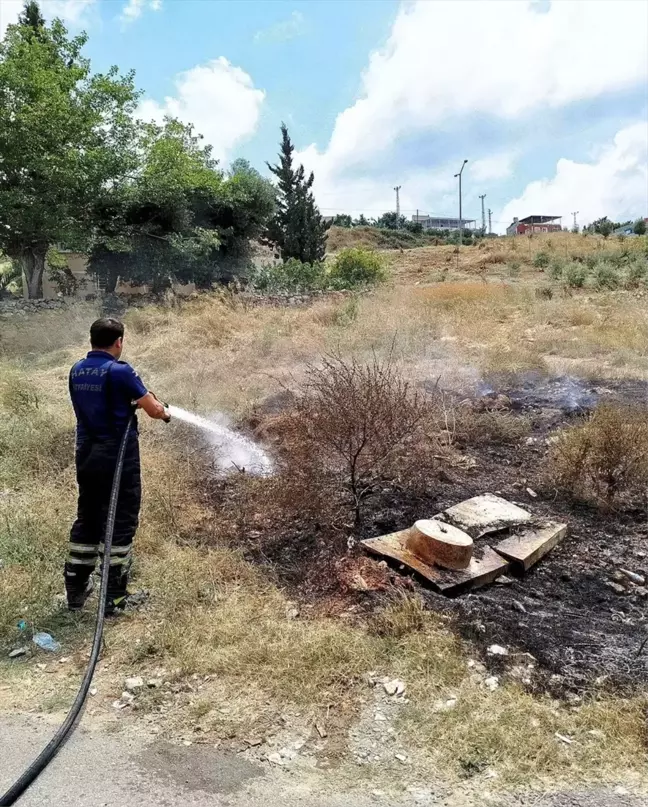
[205,373,648,697]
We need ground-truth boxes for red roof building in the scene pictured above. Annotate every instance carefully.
[506,215,562,235]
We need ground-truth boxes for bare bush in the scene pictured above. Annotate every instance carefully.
[547,404,648,508]
[280,354,431,528]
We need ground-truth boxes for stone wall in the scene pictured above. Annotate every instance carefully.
[0,297,70,317]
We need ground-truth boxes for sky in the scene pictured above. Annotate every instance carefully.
[1,0,647,232]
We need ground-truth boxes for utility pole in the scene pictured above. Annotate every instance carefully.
[571,210,579,232]
[394,185,402,220]
[488,208,492,235]
[479,194,487,235]
[454,160,468,250]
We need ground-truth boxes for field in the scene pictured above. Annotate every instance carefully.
[1,232,647,804]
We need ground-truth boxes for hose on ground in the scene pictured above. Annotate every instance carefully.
[0,416,134,806]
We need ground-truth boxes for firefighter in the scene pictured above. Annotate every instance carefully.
[65,317,170,615]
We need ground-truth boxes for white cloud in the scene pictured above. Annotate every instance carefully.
[138,58,265,163]
[499,122,648,231]
[254,11,304,43]
[471,154,515,183]
[1,0,96,38]
[297,0,647,214]
[119,0,161,25]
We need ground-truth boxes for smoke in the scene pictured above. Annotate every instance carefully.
[476,372,598,413]
[167,405,273,476]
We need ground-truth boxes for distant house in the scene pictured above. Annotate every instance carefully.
[506,215,562,236]
[411,214,476,231]
[612,218,648,236]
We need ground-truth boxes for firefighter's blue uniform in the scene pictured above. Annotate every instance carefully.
[66,350,148,608]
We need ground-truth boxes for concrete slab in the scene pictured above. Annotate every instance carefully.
[493,521,568,571]
[361,530,510,596]
[436,493,532,539]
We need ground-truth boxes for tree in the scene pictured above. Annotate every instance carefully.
[375,211,406,230]
[332,214,352,228]
[89,121,275,292]
[0,3,141,297]
[19,1,46,31]
[266,124,329,264]
[633,218,646,236]
[586,217,618,238]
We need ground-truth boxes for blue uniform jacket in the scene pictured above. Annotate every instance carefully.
[69,350,148,441]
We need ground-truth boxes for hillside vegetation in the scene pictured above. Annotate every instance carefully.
[1,231,647,797]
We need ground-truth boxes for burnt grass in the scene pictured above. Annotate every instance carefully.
[206,376,648,697]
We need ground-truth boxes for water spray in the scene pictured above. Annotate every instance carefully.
[166,405,273,476]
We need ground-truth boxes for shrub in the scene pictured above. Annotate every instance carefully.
[594,261,619,290]
[624,259,648,289]
[281,354,428,527]
[563,262,587,288]
[328,248,386,290]
[0,370,40,414]
[250,258,326,293]
[549,259,564,280]
[546,404,648,508]
[508,260,521,277]
[454,407,532,446]
[532,251,550,268]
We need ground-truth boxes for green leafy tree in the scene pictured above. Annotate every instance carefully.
[375,211,405,230]
[332,214,352,228]
[0,2,141,297]
[90,121,275,292]
[266,124,329,264]
[633,218,646,236]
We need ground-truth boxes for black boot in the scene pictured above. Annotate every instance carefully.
[64,564,94,611]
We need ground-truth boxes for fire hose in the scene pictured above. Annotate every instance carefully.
[0,414,135,806]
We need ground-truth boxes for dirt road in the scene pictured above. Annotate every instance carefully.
[0,713,643,807]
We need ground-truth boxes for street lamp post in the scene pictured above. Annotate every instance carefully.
[454,159,468,248]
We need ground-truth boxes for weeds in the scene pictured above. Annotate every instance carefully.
[547,404,648,508]
[624,259,647,289]
[250,257,326,293]
[549,259,564,280]
[594,261,620,290]
[532,251,550,268]
[562,262,587,288]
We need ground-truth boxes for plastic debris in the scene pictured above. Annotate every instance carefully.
[32,632,61,652]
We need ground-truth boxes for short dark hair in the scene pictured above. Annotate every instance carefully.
[90,318,124,348]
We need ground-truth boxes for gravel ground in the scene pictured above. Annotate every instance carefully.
[1,713,645,807]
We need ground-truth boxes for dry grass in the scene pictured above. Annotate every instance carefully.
[546,403,648,508]
[1,237,648,790]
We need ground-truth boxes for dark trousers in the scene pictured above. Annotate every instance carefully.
[65,434,141,600]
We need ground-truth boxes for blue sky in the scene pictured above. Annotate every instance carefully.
[2,0,647,230]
